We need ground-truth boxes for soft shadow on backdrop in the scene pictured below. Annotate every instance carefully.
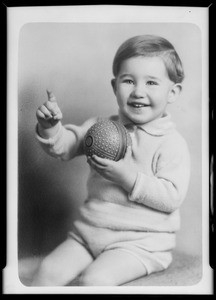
[18,23,202,260]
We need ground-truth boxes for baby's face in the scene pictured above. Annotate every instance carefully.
[112,56,178,125]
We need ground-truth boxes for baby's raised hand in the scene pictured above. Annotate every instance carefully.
[36,90,63,129]
[87,146,137,193]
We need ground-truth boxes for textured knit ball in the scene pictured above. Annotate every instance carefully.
[84,119,132,161]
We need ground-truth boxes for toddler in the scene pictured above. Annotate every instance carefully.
[32,35,191,286]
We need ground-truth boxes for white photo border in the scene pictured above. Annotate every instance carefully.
[5,5,212,295]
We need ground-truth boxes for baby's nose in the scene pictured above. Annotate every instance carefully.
[132,84,146,98]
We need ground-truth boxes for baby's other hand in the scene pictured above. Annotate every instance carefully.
[87,146,137,193]
[36,90,63,129]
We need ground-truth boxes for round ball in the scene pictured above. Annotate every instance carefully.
[84,119,132,161]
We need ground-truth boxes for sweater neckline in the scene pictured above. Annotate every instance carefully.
[116,110,176,136]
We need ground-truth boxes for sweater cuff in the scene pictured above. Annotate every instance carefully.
[35,122,63,146]
[128,172,147,202]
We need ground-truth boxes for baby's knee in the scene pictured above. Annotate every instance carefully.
[79,271,114,286]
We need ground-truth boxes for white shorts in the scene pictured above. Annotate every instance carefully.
[68,220,175,275]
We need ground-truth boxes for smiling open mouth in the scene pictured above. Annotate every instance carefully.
[128,103,150,108]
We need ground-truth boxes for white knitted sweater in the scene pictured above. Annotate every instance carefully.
[36,112,190,234]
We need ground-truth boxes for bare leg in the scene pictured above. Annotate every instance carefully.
[19,256,44,286]
[31,238,93,286]
[79,249,147,286]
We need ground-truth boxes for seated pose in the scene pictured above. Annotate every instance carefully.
[32,35,190,286]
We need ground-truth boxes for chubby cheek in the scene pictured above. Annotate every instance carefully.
[151,100,167,113]
[116,91,129,107]
[116,98,127,111]
[117,83,132,97]
[151,96,164,107]
[150,90,169,107]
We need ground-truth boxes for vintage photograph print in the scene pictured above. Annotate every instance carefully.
[5,5,212,295]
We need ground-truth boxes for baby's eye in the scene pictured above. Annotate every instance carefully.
[146,80,158,86]
[123,79,134,84]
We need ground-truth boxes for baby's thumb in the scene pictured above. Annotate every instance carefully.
[124,146,132,160]
[46,89,57,102]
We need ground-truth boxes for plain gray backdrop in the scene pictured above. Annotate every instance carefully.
[18,23,202,259]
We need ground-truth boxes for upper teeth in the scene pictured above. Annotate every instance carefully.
[132,103,144,107]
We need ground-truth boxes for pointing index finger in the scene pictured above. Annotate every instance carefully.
[46,89,57,102]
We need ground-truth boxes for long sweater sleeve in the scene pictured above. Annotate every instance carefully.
[128,136,191,213]
[36,117,98,160]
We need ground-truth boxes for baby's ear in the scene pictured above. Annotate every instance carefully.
[111,78,117,94]
[168,83,182,104]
